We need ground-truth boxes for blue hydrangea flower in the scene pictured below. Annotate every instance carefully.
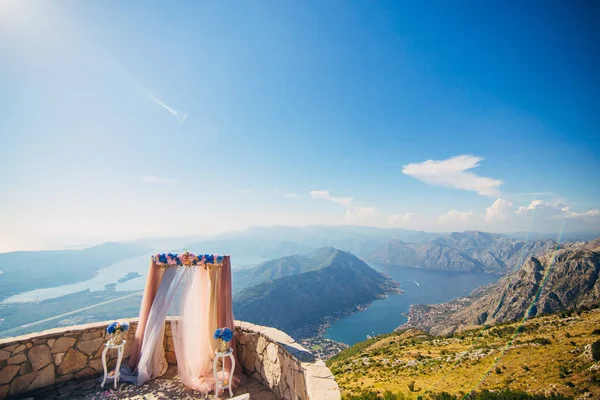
[213,328,222,340]
[121,322,130,332]
[221,328,233,342]
[106,322,118,334]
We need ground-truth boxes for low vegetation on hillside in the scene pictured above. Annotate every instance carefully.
[328,308,600,399]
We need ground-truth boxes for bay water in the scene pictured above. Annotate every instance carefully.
[324,264,501,345]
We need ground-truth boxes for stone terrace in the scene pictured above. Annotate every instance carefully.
[22,365,277,399]
[0,319,340,400]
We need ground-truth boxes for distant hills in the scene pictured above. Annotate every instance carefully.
[186,237,313,267]
[186,226,598,265]
[401,238,600,335]
[0,242,151,300]
[368,231,556,273]
[188,225,440,266]
[232,247,400,337]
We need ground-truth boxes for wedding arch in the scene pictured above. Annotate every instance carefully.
[120,252,241,393]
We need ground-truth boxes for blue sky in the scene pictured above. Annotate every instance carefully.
[0,0,599,251]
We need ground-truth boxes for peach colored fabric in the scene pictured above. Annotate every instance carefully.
[129,260,164,370]
[171,266,216,392]
[127,255,239,392]
[217,256,244,386]
[208,264,220,353]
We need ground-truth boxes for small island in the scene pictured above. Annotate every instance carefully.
[117,271,142,283]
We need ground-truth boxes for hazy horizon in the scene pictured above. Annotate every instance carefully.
[2,223,598,253]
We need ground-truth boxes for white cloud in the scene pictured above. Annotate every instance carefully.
[388,213,420,225]
[517,200,600,221]
[344,206,378,223]
[140,175,169,184]
[274,189,301,199]
[402,155,502,197]
[310,190,378,224]
[562,207,600,219]
[309,190,353,206]
[485,198,514,222]
[438,209,477,223]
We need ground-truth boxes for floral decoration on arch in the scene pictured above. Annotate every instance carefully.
[152,251,224,267]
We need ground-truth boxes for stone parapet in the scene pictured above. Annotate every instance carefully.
[0,319,340,399]
[234,321,340,400]
[0,319,140,399]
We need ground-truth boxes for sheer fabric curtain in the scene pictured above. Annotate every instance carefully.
[123,255,241,392]
[170,261,237,393]
[128,260,165,369]
[170,266,216,392]
[136,266,188,385]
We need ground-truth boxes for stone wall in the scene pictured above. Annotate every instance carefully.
[0,319,339,400]
[234,321,340,400]
[0,320,140,399]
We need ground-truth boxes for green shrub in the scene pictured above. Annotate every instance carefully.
[558,365,571,378]
[495,366,502,374]
[429,389,571,399]
[592,339,600,361]
[531,337,551,345]
[342,390,409,400]
[591,329,600,335]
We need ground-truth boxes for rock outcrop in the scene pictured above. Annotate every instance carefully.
[400,239,600,335]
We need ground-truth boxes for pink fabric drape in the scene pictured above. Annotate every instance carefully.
[217,256,244,387]
[171,266,216,392]
[129,260,164,369]
[128,255,240,393]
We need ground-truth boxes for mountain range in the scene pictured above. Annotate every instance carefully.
[368,231,556,273]
[400,238,600,335]
[184,225,440,266]
[0,242,151,301]
[232,247,400,338]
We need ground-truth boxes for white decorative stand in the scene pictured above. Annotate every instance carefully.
[101,339,126,389]
[213,348,235,399]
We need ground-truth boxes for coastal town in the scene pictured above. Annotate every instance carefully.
[398,285,493,332]
[300,336,349,360]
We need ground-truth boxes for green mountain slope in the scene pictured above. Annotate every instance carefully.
[233,248,400,337]
[233,246,348,291]
[329,308,600,399]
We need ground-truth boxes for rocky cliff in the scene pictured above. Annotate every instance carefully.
[401,239,600,335]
